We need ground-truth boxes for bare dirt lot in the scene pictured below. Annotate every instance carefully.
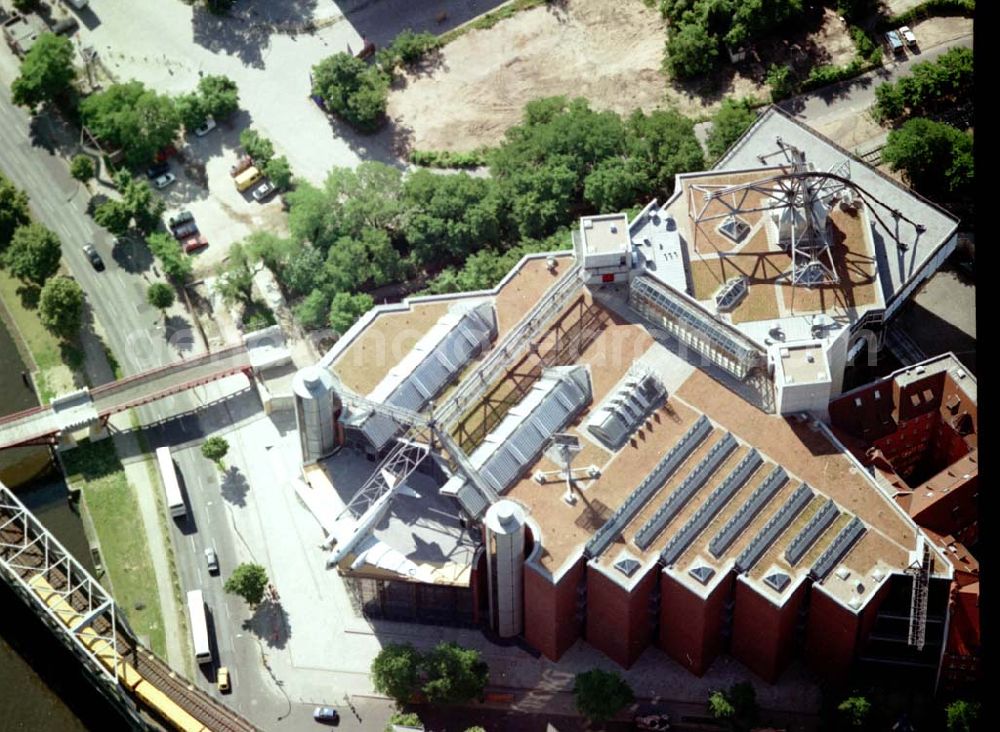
[387,1,867,152]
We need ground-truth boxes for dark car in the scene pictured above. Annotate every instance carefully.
[313,707,339,724]
[146,161,170,179]
[172,221,199,240]
[82,243,104,271]
[167,210,195,231]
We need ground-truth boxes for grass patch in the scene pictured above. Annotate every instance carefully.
[440,0,550,45]
[0,269,76,404]
[62,438,166,657]
[130,410,193,678]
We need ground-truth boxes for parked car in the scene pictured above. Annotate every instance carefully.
[313,707,339,724]
[899,25,917,49]
[216,666,230,692]
[52,17,79,36]
[204,547,219,574]
[635,713,671,731]
[153,173,176,189]
[183,234,209,254]
[82,243,104,271]
[194,117,217,137]
[154,145,178,164]
[146,161,170,179]
[167,210,195,231]
[173,221,199,239]
[230,155,254,178]
[885,30,905,55]
[251,180,276,202]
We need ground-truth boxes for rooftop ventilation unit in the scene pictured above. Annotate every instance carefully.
[763,572,791,593]
[614,554,642,578]
[689,565,716,585]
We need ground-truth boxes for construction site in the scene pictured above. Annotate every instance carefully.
[277,106,974,692]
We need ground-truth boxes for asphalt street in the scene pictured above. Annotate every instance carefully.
[778,35,973,127]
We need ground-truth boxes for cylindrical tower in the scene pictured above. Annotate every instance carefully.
[292,365,342,464]
[484,500,527,638]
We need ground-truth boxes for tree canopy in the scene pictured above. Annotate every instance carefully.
[80,81,181,167]
[114,170,166,235]
[946,699,980,732]
[12,33,76,112]
[201,436,229,464]
[882,118,973,197]
[328,291,373,333]
[874,47,973,124]
[39,276,84,339]
[239,129,274,166]
[371,643,423,705]
[70,155,96,183]
[0,173,31,251]
[3,223,62,286]
[146,232,193,282]
[838,695,872,727]
[572,669,635,723]
[197,74,240,121]
[421,642,489,705]
[707,98,757,160]
[224,563,269,606]
[311,53,390,132]
[146,282,175,313]
[13,31,71,99]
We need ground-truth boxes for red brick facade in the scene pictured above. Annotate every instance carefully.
[658,570,732,675]
[730,578,807,682]
[523,557,584,661]
[586,564,658,668]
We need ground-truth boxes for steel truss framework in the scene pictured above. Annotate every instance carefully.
[0,483,119,685]
[332,261,589,538]
[689,141,926,312]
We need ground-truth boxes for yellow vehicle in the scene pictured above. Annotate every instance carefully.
[234,166,263,192]
[216,666,230,693]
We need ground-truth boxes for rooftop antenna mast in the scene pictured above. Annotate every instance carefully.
[535,433,597,505]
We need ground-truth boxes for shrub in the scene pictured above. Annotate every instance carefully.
[70,155,95,183]
[767,64,795,101]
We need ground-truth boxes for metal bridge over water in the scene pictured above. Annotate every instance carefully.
[0,480,258,732]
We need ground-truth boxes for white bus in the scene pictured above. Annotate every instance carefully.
[155,446,186,518]
[186,589,213,665]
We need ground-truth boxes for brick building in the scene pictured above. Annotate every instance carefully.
[293,107,968,691]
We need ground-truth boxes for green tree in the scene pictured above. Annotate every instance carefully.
[38,276,84,339]
[93,200,132,237]
[80,81,180,167]
[11,33,76,112]
[572,668,635,723]
[421,642,489,705]
[838,695,872,728]
[873,47,973,124]
[767,63,795,102]
[265,156,293,191]
[0,174,31,250]
[146,231,193,282]
[311,53,391,132]
[665,22,719,79]
[239,129,274,165]
[583,156,648,213]
[197,74,240,120]
[175,92,209,131]
[371,643,423,705]
[328,291,373,333]
[625,108,705,197]
[946,700,980,732]
[882,118,973,196]
[201,436,229,464]
[379,29,441,69]
[224,563,269,607]
[215,243,257,306]
[293,288,331,330]
[3,223,61,286]
[708,689,735,720]
[325,227,401,290]
[70,155,96,183]
[402,169,501,264]
[146,282,175,319]
[707,98,757,160]
[385,713,422,732]
[114,170,165,235]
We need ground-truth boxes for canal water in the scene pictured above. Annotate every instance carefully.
[0,317,127,730]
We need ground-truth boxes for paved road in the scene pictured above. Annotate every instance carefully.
[778,34,973,127]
